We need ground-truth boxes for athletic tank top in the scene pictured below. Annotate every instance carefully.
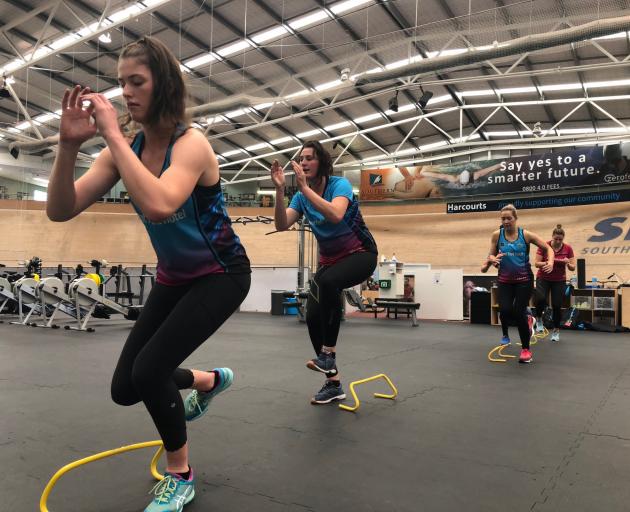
[130,126,250,285]
[497,227,532,283]
[289,176,377,266]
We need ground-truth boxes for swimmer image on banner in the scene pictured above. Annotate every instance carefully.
[359,145,622,201]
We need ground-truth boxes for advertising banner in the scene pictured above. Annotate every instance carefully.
[445,189,630,214]
[360,144,630,201]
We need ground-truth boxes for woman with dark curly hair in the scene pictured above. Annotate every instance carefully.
[271,141,378,404]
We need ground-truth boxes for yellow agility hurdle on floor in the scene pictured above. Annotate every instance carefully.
[487,343,517,363]
[40,440,164,512]
[487,327,548,363]
[339,373,398,412]
[488,340,539,363]
[534,326,549,340]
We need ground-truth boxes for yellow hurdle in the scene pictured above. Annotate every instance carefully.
[487,343,517,363]
[339,373,398,412]
[40,440,164,512]
[534,326,549,340]
[489,327,548,362]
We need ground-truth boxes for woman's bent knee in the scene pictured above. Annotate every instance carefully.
[130,361,155,396]
[110,379,139,406]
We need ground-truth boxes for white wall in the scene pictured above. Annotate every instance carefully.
[404,267,464,321]
[240,266,307,313]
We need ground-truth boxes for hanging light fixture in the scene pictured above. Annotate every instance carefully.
[417,89,433,111]
[0,77,11,99]
[388,90,399,112]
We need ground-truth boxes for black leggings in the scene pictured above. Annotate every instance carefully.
[110,273,250,452]
[534,279,566,328]
[497,280,533,349]
[306,252,377,355]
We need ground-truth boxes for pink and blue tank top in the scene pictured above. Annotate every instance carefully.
[497,227,532,284]
[130,127,250,285]
[289,176,377,266]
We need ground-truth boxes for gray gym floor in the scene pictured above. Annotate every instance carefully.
[2,313,630,512]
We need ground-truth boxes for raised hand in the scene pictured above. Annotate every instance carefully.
[80,93,121,141]
[291,160,307,190]
[59,85,97,147]
[270,160,285,188]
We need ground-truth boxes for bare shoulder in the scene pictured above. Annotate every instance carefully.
[523,229,544,245]
[522,229,535,241]
[185,126,208,141]
[172,127,214,160]
[170,126,218,185]
[491,229,500,240]
[178,126,211,148]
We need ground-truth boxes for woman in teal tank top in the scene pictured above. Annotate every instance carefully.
[481,204,554,363]
[271,141,378,405]
[47,36,250,511]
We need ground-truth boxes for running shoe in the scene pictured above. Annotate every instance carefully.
[306,351,338,377]
[144,471,195,512]
[519,349,533,364]
[184,368,233,422]
[311,381,346,404]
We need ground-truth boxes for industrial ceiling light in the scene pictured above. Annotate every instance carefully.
[417,89,433,110]
[533,121,542,135]
[0,77,10,99]
[98,32,112,44]
[8,143,19,159]
[388,90,399,112]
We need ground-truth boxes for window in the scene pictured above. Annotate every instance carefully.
[33,190,48,202]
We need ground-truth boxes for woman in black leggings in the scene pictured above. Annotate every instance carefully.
[47,37,249,511]
[534,224,576,342]
[482,205,553,363]
[271,141,377,404]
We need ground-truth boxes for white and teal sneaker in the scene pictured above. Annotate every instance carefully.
[184,367,233,422]
[550,330,560,342]
[145,472,195,512]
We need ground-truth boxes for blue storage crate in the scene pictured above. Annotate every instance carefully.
[284,297,298,315]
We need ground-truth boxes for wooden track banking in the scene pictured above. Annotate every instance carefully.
[0,200,627,279]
